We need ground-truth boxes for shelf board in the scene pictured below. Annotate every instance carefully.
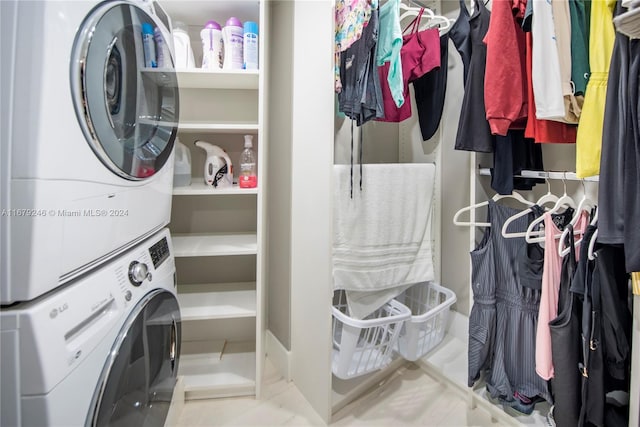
[173,182,258,196]
[179,340,256,400]
[172,233,257,257]
[178,122,259,133]
[178,282,257,321]
[176,69,259,90]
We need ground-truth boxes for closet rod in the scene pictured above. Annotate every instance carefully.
[478,167,600,182]
[408,0,436,10]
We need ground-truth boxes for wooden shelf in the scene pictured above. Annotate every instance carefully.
[173,182,258,196]
[178,340,256,400]
[178,122,259,133]
[176,69,259,90]
[178,282,257,321]
[172,233,257,257]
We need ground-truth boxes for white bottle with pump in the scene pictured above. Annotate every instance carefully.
[239,135,257,188]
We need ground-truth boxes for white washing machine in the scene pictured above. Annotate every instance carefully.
[0,228,181,427]
[0,0,180,303]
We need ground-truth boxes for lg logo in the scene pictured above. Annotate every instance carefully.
[49,303,69,319]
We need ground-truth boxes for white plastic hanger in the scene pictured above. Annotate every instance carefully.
[570,180,595,227]
[453,191,535,227]
[558,181,596,257]
[399,2,452,33]
[501,178,559,238]
[588,229,599,260]
[525,173,576,243]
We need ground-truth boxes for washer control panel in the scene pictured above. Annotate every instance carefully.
[149,236,170,268]
[128,261,151,286]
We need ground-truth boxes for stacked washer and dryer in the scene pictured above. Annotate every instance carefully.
[1,1,182,425]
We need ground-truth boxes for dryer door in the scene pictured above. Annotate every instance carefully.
[71,1,179,180]
[87,289,181,427]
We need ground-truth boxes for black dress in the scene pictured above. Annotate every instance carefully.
[448,0,472,84]
[454,0,494,153]
[599,0,629,246]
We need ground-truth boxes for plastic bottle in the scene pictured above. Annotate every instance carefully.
[141,23,157,68]
[239,135,257,188]
[154,26,172,68]
[201,20,223,70]
[173,139,192,187]
[243,21,259,70]
[172,21,196,69]
[222,17,244,70]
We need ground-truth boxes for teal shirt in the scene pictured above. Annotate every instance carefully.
[376,0,404,107]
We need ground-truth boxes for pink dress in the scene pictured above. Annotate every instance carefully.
[535,211,589,380]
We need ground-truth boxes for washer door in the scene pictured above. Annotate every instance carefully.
[71,1,179,180]
[87,289,181,427]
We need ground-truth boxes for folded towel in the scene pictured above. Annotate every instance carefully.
[333,163,436,318]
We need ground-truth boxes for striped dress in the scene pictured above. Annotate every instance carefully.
[468,201,552,405]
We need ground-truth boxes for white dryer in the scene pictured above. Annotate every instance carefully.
[0,0,180,303]
[0,228,181,427]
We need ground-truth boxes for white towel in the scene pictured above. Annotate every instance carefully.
[333,163,436,319]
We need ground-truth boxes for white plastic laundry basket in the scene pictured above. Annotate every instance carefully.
[395,282,457,361]
[331,290,412,380]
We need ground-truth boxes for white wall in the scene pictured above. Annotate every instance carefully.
[266,0,294,351]
[289,0,335,423]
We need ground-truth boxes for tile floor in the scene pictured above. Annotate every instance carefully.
[175,361,500,427]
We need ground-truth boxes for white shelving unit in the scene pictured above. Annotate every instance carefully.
[178,122,260,133]
[172,182,258,196]
[172,233,258,257]
[161,0,266,401]
[176,69,259,89]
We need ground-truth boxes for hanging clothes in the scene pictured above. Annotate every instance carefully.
[490,130,544,195]
[413,33,449,141]
[376,0,404,108]
[488,203,552,411]
[338,8,383,125]
[524,32,578,144]
[622,38,640,272]
[468,203,497,387]
[535,210,589,381]
[569,0,591,97]
[531,0,566,120]
[598,0,631,246]
[483,0,528,136]
[575,0,616,178]
[468,202,551,411]
[454,0,494,152]
[449,0,472,84]
[335,0,378,93]
[552,0,583,124]
[548,225,594,427]
[377,10,440,123]
[580,244,632,427]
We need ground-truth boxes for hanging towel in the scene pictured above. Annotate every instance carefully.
[333,163,436,319]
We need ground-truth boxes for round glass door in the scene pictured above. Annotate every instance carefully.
[87,289,181,427]
[71,1,179,180]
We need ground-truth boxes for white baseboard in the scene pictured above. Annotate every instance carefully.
[164,376,185,427]
[265,329,292,382]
